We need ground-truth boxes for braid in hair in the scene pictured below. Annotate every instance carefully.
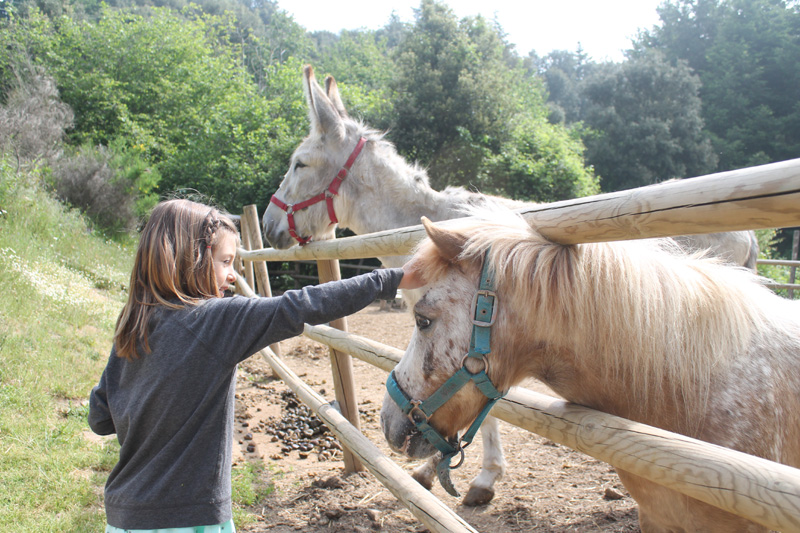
[201,210,222,252]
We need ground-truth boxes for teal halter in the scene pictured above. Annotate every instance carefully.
[386,249,507,497]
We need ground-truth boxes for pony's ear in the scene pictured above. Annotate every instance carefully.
[422,216,468,263]
[324,76,349,119]
[303,65,345,139]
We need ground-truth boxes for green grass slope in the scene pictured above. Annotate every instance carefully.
[0,157,132,531]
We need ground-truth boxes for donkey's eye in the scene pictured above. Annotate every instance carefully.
[415,314,432,330]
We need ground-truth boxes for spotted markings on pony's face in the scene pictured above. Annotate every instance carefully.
[423,348,436,377]
[409,277,475,388]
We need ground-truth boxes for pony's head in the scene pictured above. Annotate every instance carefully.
[263,65,369,248]
[380,211,544,458]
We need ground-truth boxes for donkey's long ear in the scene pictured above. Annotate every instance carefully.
[303,65,345,139]
[422,217,468,263]
[324,76,349,119]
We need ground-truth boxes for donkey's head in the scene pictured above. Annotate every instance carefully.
[263,65,366,248]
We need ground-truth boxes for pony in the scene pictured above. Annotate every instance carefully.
[261,65,760,506]
[380,207,800,532]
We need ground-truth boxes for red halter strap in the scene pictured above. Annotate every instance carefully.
[270,137,367,245]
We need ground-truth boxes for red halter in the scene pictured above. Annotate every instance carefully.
[270,137,367,246]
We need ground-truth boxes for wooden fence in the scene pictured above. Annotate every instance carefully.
[758,227,800,297]
[235,158,800,532]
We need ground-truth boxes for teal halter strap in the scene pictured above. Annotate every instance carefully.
[385,248,507,497]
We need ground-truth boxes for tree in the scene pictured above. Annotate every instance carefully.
[701,0,800,169]
[0,0,12,19]
[635,0,721,74]
[390,0,517,185]
[637,0,800,171]
[484,118,600,202]
[388,0,596,201]
[40,6,307,211]
[528,47,595,125]
[581,50,717,191]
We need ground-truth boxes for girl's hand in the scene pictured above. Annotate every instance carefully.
[398,260,426,290]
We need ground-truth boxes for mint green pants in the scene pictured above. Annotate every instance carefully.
[105,520,235,533]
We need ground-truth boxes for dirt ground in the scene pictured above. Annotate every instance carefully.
[233,302,640,532]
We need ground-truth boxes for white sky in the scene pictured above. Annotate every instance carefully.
[279,0,665,62]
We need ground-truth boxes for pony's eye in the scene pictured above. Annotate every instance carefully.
[294,160,307,170]
[415,314,432,330]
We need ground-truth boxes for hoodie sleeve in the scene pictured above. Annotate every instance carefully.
[190,267,405,367]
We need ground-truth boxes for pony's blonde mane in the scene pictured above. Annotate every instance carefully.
[422,207,772,412]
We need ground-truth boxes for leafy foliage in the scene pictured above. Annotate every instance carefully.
[51,140,159,233]
[581,50,718,191]
[637,0,800,171]
[389,0,596,200]
[17,6,309,211]
[485,120,600,202]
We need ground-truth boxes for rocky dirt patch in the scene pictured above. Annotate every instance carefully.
[233,302,640,532]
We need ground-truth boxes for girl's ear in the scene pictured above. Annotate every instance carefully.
[421,217,469,263]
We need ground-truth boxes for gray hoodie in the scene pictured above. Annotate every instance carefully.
[89,268,403,529]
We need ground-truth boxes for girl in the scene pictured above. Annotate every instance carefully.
[89,198,423,532]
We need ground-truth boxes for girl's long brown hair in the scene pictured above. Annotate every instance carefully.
[114,199,238,360]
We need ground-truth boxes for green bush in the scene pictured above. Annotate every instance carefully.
[51,140,159,234]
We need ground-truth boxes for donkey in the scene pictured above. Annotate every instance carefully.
[381,208,800,532]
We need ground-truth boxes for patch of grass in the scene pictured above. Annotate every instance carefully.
[0,157,128,531]
[231,462,277,526]
[756,228,799,300]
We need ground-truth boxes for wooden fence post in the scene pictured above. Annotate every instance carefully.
[316,256,364,473]
[238,215,256,295]
[790,229,799,299]
[241,205,281,357]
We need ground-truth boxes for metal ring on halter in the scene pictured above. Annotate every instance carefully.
[460,353,490,375]
[407,400,428,425]
[448,447,466,470]
[285,205,294,215]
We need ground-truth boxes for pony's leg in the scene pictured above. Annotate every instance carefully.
[411,456,437,490]
[462,415,506,506]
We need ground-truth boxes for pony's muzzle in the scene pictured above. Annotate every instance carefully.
[380,391,438,458]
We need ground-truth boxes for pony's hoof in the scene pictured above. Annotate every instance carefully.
[462,486,494,506]
[411,471,434,491]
